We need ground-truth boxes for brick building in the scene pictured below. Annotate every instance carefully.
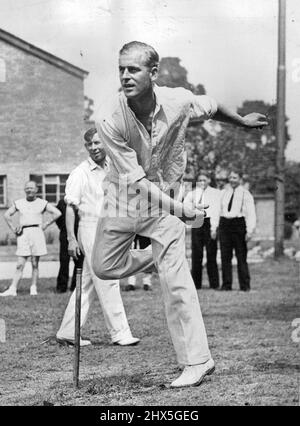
[0,29,88,241]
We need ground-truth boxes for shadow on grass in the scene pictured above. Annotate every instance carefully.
[81,372,162,396]
[41,371,169,406]
[254,361,300,374]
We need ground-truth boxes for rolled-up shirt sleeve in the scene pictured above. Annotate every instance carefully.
[190,95,218,120]
[210,189,221,232]
[64,169,83,207]
[96,117,146,186]
[244,192,256,235]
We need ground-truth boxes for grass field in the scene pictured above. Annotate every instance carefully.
[0,259,299,406]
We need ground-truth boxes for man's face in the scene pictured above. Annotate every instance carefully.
[197,175,210,190]
[24,182,38,200]
[85,133,106,164]
[119,50,157,100]
[229,172,241,189]
[216,178,227,189]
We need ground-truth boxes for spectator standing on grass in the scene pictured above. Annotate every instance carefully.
[56,128,139,347]
[55,198,84,293]
[91,41,267,387]
[185,172,221,290]
[0,181,61,297]
[125,235,153,291]
[219,169,256,292]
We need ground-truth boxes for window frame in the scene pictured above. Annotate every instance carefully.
[29,174,68,204]
[0,175,7,207]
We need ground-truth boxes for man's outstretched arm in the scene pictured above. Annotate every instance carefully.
[213,103,268,129]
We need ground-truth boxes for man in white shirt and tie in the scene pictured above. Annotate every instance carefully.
[219,169,256,292]
[185,172,221,289]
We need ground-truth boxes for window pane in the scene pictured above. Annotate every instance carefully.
[59,175,68,184]
[45,194,57,203]
[29,174,42,184]
[0,176,6,205]
[45,184,57,194]
[45,183,58,203]
[45,175,58,184]
[59,184,66,196]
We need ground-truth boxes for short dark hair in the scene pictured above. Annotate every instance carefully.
[84,128,97,143]
[119,41,159,69]
[229,168,243,178]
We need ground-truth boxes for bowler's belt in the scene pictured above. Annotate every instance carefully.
[22,224,39,229]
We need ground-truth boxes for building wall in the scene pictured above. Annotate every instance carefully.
[254,196,275,240]
[0,39,87,241]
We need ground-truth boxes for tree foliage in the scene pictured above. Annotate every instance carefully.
[186,100,290,194]
[157,57,205,95]
[285,161,300,220]
[84,95,94,122]
[156,57,292,199]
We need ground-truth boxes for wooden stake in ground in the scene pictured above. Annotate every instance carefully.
[274,0,286,258]
[73,267,83,388]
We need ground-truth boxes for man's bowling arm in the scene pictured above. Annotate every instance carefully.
[213,103,268,129]
[136,177,205,221]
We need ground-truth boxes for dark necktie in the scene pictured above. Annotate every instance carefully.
[227,189,235,212]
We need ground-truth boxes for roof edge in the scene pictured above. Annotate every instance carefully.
[0,28,89,79]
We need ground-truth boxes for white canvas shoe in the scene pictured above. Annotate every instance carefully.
[113,336,140,346]
[0,288,17,297]
[30,286,38,296]
[170,358,215,388]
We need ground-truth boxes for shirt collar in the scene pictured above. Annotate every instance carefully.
[227,185,242,194]
[194,185,211,192]
[153,84,163,116]
[88,156,107,171]
[122,84,163,118]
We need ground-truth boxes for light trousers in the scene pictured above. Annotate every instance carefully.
[57,221,133,342]
[92,214,211,365]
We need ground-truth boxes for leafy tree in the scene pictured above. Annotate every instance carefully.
[285,161,300,221]
[186,100,290,194]
[84,95,94,122]
[156,57,291,194]
[155,56,297,218]
[157,57,205,94]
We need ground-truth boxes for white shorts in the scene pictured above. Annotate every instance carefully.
[16,227,47,257]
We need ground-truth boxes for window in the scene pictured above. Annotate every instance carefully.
[29,174,68,204]
[0,176,7,207]
[0,58,6,83]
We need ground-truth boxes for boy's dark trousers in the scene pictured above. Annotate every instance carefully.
[191,218,219,289]
[219,217,250,291]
